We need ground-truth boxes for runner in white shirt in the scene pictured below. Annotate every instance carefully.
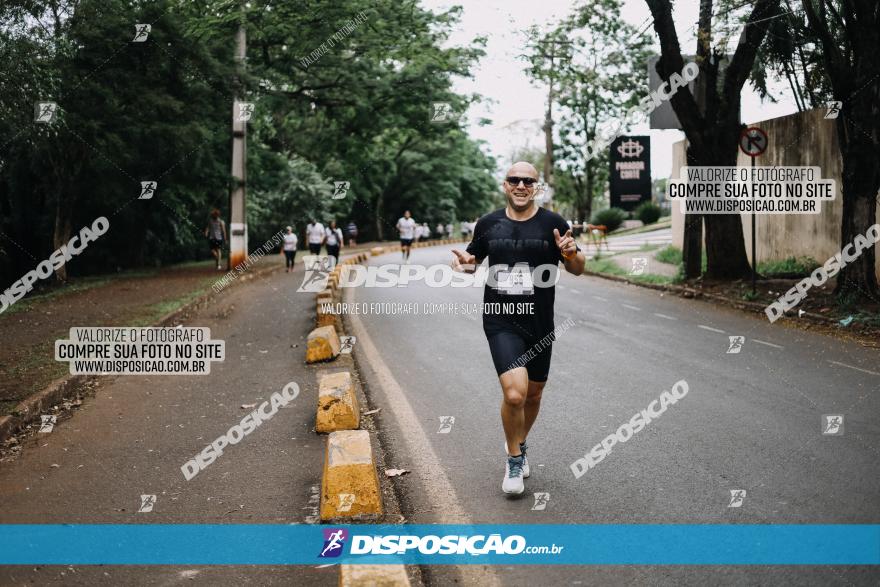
[325,220,344,264]
[281,226,298,272]
[396,210,417,262]
[306,219,325,255]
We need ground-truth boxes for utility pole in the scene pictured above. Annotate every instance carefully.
[534,38,572,209]
[228,16,248,269]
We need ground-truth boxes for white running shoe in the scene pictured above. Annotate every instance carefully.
[504,441,530,478]
[502,454,525,494]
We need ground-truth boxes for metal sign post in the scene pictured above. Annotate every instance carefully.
[739,127,768,296]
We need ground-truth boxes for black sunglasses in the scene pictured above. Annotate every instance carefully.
[506,176,538,187]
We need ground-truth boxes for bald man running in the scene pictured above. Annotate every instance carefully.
[453,162,585,495]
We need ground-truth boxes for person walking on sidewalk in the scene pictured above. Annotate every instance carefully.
[306,219,325,255]
[451,161,585,495]
[281,226,298,272]
[325,220,344,264]
[396,210,417,262]
[205,208,227,270]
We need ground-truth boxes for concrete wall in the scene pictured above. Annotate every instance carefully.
[670,108,880,279]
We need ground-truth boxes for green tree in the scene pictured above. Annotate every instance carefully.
[645,0,782,279]
[749,0,879,301]
[540,0,652,225]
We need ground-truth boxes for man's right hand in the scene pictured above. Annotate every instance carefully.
[451,249,476,273]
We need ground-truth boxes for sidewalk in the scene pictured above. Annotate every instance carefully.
[0,254,340,585]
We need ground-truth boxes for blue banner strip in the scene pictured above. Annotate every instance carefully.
[0,525,877,565]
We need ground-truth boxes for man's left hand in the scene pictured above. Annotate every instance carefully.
[553,228,577,259]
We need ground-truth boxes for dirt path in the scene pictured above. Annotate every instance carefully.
[0,263,227,411]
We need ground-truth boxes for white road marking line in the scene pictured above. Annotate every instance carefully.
[592,296,608,302]
[622,304,641,311]
[697,324,725,333]
[753,339,784,349]
[828,360,880,376]
[653,313,677,320]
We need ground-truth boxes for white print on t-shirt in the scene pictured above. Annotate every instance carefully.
[494,264,535,295]
[397,217,416,239]
[307,222,325,244]
[283,233,298,251]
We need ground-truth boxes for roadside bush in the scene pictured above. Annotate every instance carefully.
[635,202,662,225]
[590,208,627,232]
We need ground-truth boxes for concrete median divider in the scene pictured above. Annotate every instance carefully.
[370,247,384,256]
[321,429,382,519]
[316,371,359,433]
[306,325,341,363]
[339,565,411,587]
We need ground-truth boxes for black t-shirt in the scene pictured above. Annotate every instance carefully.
[466,207,576,340]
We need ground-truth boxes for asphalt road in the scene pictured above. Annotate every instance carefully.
[347,243,880,586]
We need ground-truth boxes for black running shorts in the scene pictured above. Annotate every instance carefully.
[400,238,413,247]
[486,329,552,382]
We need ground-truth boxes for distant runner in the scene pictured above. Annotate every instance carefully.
[282,226,297,272]
[204,208,227,270]
[306,219,325,255]
[325,220,344,264]
[452,162,585,495]
[396,210,417,263]
[346,221,358,246]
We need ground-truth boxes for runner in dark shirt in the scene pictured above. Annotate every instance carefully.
[452,161,584,495]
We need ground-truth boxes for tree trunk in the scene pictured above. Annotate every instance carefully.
[834,112,879,300]
[695,131,752,279]
[374,191,384,241]
[52,192,73,282]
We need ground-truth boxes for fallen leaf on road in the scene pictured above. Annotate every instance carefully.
[50,464,60,468]
[241,403,257,409]
[259,350,268,353]
[385,468,409,477]
[363,408,381,415]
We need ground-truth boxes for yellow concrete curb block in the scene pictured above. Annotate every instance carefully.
[339,565,411,587]
[316,305,338,329]
[370,247,384,256]
[306,325,341,363]
[321,429,383,519]
[316,371,359,433]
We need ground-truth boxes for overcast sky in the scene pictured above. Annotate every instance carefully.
[420,0,800,180]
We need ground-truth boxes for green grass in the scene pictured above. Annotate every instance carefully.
[0,275,115,317]
[0,265,170,318]
[585,257,675,286]
[128,278,216,326]
[607,217,672,237]
[655,245,682,266]
[757,256,820,278]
